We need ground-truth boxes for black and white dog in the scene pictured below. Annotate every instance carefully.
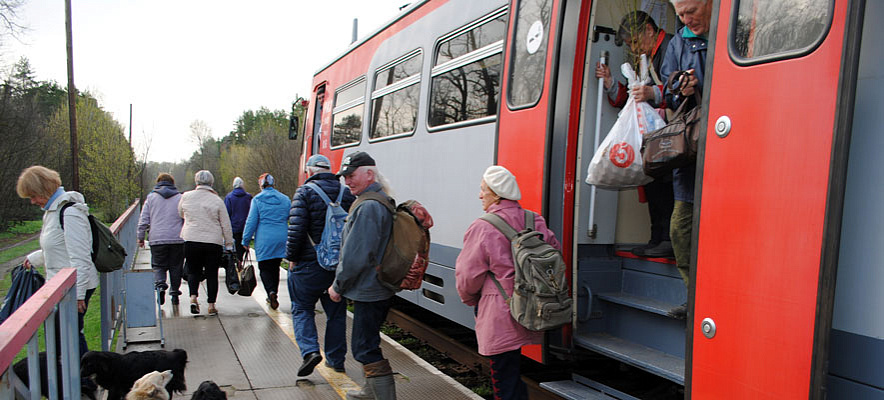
[80,349,187,400]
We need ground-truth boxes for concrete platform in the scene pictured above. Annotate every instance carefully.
[125,246,482,399]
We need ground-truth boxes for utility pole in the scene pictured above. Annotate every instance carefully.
[65,0,79,191]
[128,104,133,202]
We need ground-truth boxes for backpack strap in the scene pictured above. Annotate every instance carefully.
[486,271,510,305]
[351,191,395,215]
[524,210,535,232]
[479,212,519,241]
[59,202,76,231]
[305,182,335,205]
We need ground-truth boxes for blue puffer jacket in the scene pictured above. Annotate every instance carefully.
[286,172,355,265]
[660,27,707,203]
[241,187,290,261]
[224,187,252,233]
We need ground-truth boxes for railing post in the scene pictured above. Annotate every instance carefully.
[58,288,80,400]
[26,334,39,400]
[45,307,58,400]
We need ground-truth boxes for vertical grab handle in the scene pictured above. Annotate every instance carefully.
[588,51,609,239]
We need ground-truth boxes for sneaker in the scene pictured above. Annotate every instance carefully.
[190,301,200,315]
[630,241,659,257]
[668,303,687,319]
[298,352,323,376]
[207,304,218,316]
[325,361,345,373]
[171,295,180,305]
[158,290,166,305]
[268,292,279,310]
[644,241,674,258]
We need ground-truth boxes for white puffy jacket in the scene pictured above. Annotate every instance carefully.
[27,191,100,300]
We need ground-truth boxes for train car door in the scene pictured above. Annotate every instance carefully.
[497,0,564,363]
[691,0,861,398]
[312,85,326,155]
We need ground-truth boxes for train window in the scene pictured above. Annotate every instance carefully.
[370,50,423,141]
[331,77,366,148]
[730,0,833,64]
[429,8,507,129]
[507,0,552,108]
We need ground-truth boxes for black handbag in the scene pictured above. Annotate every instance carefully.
[237,253,256,297]
[0,265,45,324]
[222,251,240,295]
[641,71,703,179]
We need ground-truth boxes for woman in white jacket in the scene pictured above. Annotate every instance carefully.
[17,165,100,356]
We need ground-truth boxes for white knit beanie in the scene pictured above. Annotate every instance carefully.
[232,177,243,189]
[483,166,521,201]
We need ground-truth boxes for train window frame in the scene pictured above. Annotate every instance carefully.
[426,6,508,133]
[506,0,553,110]
[728,0,835,66]
[368,49,424,143]
[330,76,367,150]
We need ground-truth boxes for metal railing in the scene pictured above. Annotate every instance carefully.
[101,200,141,351]
[0,269,82,399]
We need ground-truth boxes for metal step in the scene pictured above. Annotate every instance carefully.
[575,332,685,385]
[597,292,682,318]
[540,380,618,400]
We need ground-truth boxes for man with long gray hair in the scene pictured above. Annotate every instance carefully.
[328,151,397,399]
[285,154,355,376]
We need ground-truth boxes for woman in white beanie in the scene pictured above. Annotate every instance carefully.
[179,170,234,315]
[454,165,560,400]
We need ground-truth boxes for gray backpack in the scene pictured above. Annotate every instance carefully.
[481,210,572,331]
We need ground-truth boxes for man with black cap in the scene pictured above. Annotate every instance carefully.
[327,151,398,400]
[285,154,354,377]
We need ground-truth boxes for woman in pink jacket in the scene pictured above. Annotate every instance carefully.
[455,165,560,400]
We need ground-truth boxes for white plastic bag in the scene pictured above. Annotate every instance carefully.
[585,56,666,189]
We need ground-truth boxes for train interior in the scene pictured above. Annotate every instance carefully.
[571,0,687,386]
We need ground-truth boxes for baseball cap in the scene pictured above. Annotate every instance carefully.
[336,151,376,177]
[306,154,331,169]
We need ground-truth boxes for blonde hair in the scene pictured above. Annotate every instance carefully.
[156,173,174,184]
[16,166,62,199]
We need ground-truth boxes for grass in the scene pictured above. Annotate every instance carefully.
[0,220,42,240]
[0,239,41,265]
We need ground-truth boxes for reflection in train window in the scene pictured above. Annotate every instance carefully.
[331,77,366,148]
[370,50,423,141]
[731,0,832,62]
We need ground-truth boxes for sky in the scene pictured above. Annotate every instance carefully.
[2,0,412,163]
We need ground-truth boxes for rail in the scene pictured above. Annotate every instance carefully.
[0,269,81,399]
[101,200,140,351]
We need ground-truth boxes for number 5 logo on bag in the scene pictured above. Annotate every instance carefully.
[609,142,635,168]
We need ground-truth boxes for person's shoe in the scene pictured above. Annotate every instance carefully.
[170,294,179,305]
[630,241,658,257]
[668,302,687,319]
[346,381,375,400]
[190,298,200,315]
[155,282,168,305]
[158,290,166,305]
[207,304,218,316]
[644,240,674,258]
[268,292,279,310]
[298,352,323,376]
[326,361,345,373]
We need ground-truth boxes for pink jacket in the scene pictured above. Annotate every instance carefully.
[455,200,561,356]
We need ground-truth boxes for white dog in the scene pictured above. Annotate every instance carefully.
[125,370,173,400]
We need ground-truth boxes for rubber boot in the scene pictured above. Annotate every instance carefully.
[346,359,395,400]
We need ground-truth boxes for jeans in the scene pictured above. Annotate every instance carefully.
[671,200,693,286]
[185,241,222,303]
[351,299,391,365]
[150,243,184,295]
[644,177,674,244]
[489,349,527,400]
[258,258,282,295]
[78,288,95,356]
[288,264,347,366]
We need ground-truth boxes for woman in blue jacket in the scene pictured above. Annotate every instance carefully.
[242,173,290,309]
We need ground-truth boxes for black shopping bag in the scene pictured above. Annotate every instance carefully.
[222,251,240,295]
[237,253,256,297]
[0,265,45,324]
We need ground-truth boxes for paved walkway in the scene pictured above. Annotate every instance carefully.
[123,247,482,399]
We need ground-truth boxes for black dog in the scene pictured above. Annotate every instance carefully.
[80,349,187,400]
[12,352,97,400]
[191,380,227,400]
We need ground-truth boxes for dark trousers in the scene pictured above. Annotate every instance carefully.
[233,232,246,262]
[671,201,693,286]
[150,243,184,295]
[645,177,674,244]
[351,299,391,365]
[184,241,222,303]
[489,349,527,400]
[288,264,347,366]
[257,258,281,295]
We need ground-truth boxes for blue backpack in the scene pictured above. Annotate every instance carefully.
[305,182,348,271]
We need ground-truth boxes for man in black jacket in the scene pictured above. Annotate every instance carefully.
[285,154,355,376]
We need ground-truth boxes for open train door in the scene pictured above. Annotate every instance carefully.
[690,0,863,398]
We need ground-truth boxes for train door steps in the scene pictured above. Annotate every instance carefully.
[541,373,642,400]
[574,333,685,385]
[596,292,682,318]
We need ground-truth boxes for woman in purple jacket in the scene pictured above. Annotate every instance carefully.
[455,166,561,400]
[137,173,185,305]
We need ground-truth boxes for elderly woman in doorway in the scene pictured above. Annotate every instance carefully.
[455,165,561,400]
[178,170,234,315]
[17,165,100,356]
